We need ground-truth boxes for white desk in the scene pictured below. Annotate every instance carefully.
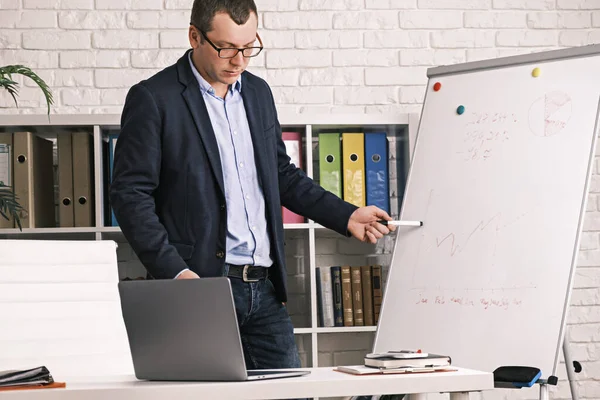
[1,366,493,400]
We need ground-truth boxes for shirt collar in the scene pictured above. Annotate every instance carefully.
[188,50,242,95]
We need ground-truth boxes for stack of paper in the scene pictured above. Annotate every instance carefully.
[334,350,454,376]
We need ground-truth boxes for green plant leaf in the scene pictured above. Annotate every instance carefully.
[0,65,54,115]
[0,183,24,231]
[0,77,19,108]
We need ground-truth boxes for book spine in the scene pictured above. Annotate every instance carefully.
[372,265,383,324]
[316,267,324,327]
[341,265,353,326]
[361,265,374,326]
[320,266,335,327]
[351,266,364,326]
[331,266,343,327]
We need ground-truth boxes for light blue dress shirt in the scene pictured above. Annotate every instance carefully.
[182,53,272,271]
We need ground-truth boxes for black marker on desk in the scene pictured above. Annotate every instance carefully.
[377,220,423,227]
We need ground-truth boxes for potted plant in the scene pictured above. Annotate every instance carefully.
[0,65,54,230]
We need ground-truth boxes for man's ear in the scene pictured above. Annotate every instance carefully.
[188,26,200,48]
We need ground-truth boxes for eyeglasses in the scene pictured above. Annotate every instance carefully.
[194,26,263,59]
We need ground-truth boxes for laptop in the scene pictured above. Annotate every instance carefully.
[117,277,310,381]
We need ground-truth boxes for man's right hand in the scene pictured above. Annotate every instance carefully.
[176,270,200,279]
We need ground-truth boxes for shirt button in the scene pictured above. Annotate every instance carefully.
[233,130,238,135]
[239,162,244,167]
[245,195,249,199]
[252,226,256,230]
[216,251,225,258]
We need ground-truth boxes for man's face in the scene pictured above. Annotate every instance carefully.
[189,11,258,92]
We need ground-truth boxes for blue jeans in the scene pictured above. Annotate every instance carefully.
[224,266,301,370]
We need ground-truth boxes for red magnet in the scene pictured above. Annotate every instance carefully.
[433,82,442,91]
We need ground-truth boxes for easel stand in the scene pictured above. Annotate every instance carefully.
[563,334,582,400]
[536,379,552,400]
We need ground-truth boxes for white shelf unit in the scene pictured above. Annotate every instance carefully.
[0,112,417,368]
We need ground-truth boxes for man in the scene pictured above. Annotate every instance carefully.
[109,0,396,371]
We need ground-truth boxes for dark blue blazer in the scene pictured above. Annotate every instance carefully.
[109,49,357,302]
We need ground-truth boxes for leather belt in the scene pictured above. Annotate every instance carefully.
[227,264,268,282]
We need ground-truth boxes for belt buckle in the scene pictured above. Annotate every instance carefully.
[242,265,259,283]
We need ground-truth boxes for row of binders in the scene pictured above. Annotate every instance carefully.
[280,131,391,224]
[0,131,94,229]
[319,132,390,213]
[316,265,383,328]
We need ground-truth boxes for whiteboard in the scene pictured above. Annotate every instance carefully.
[373,44,600,380]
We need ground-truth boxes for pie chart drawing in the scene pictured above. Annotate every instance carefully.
[528,91,572,137]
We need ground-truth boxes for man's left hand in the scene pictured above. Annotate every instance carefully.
[347,206,396,244]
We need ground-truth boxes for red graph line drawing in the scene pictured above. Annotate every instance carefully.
[435,213,502,256]
[434,207,534,258]
[408,189,539,291]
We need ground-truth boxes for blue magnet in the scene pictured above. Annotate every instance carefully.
[457,105,465,115]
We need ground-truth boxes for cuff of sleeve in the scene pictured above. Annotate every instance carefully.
[343,204,359,237]
[173,268,190,279]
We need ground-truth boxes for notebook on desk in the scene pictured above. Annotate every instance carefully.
[364,353,451,369]
[118,277,309,382]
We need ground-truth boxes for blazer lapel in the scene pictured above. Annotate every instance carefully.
[177,51,225,196]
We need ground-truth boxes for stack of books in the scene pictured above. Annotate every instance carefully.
[335,350,454,375]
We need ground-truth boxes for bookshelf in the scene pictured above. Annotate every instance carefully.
[0,112,417,368]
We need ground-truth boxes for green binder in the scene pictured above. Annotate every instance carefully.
[318,133,342,198]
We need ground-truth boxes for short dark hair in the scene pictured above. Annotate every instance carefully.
[190,0,258,33]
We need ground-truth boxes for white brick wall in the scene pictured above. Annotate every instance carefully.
[1,1,599,398]
[1,1,598,113]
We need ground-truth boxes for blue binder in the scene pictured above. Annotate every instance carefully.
[365,132,390,214]
[108,134,119,226]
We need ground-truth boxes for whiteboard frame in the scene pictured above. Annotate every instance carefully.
[374,44,600,379]
[428,44,600,78]
[554,97,600,375]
